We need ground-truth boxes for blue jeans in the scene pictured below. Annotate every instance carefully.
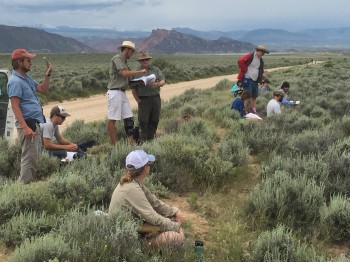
[243,77,259,99]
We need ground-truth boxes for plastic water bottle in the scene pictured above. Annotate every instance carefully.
[194,240,204,262]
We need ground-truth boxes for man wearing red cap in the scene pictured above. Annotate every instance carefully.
[7,49,53,184]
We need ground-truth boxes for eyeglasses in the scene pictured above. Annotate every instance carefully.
[139,59,150,62]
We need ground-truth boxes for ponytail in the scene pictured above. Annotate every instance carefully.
[120,167,144,185]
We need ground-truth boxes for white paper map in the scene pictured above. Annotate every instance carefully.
[130,74,156,85]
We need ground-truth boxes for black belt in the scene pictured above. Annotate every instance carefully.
[109,88,125,92]
[139,94,160,99]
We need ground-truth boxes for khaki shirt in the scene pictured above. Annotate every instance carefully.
[131,65,165,96]
[107,53,130,90]
[108,180,180,232]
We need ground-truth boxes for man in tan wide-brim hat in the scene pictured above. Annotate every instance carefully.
[131,51,166,142]
[237,44,269,115]
[106,41,147,145]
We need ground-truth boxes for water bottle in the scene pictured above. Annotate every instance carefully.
[194,240,204,262]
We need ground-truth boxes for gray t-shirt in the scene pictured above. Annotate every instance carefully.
[40,118,60,145]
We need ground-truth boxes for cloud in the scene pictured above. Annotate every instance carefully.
[5,0,125,11]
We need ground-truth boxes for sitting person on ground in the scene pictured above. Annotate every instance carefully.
[267,90,285,117]
[108,149,185,248]
[280,81,296,106]
[40,106,85,160]
[231,91,252,118]
[260,78,271,95]
[230,80,243,97]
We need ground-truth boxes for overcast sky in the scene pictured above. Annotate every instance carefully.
[1,0,350,31]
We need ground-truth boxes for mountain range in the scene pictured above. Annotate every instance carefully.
[0,25,93,53]
[2,24,350,54]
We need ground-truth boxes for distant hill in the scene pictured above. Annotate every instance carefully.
[0,25,94,53]
[173,27,247,40]
[137,29,255,54]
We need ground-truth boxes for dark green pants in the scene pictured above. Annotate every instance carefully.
[138,95,161,141]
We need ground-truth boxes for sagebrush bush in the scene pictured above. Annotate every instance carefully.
[62,119,108,145]
[48,157,118,207]
[9,234,78,262]
[217,133,249,167]
[0,138,20,179]
[251,225,318,262]
[320,195,350,241]
[0,181,57,224]
[245,171,325,228]
[141,134,235,191]
[58,207,144,261]
[36,152,60,179]
[0,211,59,246]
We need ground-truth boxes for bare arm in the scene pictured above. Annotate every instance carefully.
[36,65,53,93]
[131,89,141,103]
[10,97,35,137]
[43,135,78,151]
[121,68,147,78]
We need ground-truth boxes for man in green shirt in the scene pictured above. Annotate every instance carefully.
[107,41,147,145]
[131,51,165,141]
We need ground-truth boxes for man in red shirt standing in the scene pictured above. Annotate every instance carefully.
[237,45,269,114]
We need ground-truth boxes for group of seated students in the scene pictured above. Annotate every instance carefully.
[231,80,298,118]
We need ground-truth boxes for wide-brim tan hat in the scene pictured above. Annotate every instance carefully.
[137,50,152,61]
[256,45,270,54]
[118,40,136,50]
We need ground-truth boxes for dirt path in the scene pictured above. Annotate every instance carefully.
[42,66,292,130]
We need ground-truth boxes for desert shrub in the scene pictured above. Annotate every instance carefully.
[260,154,329,185]
[0,211,59,246]
[0,139,20,179]
[9,234,78,262]
[179,105,197,117]
[320,195,350,241]
[245,171,325,228]
[0,181,57,224]
[62,119,107,145]
[36,152,60,179]
[58,207,144,262]
[48,157,117,207]
[142,134,235,191]
[337,115,350,136]
[177,118,214,143]
[217,133,250,167]
[214,79,231,91]
[251,225,317,262]
[285,129,339,156]
[322,139,350,197]
[241,120,285,154]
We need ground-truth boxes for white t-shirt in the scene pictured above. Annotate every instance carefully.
[245,53,261,81]
[266,99,282,117]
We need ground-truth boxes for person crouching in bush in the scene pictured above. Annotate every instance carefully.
[231,91,252,117]
[108,149,185,248]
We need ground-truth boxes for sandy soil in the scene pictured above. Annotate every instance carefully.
[42,66,290,130]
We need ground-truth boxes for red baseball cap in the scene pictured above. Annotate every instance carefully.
[11,49,36,60]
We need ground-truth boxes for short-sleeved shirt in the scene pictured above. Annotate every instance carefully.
[245,53,261,81]
[130,66,165,97]
[107,53,130,90]
[7,70,44,123]
[40,118,60,146]
[267,99,282,117]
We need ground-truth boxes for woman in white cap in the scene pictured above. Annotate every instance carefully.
[108,150,185,248]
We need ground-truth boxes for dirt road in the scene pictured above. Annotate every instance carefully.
[42,66,289,130]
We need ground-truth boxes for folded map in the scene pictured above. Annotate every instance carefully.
[129,74,156,86]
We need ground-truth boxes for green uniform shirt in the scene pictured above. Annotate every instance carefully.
[107,53,130,90]
[131,65,165,96]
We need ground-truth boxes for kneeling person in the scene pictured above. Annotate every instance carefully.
[108,150,185,248]
[40,106,85,160]
[267,91,285,117]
